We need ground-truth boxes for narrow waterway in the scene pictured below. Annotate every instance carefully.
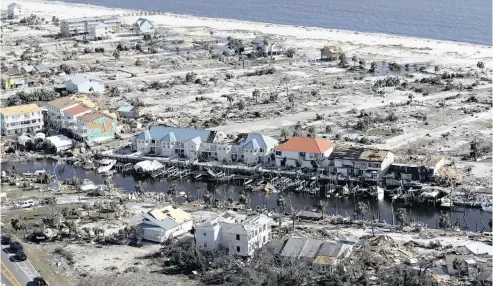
[2,159,491,231]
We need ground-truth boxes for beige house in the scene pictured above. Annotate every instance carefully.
[320,45,341,61]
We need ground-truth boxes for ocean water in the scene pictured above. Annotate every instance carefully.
[62,0,492,45]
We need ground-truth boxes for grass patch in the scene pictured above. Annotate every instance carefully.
[54,247,75,265]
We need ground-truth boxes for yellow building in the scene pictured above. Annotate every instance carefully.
[0,104,44,135]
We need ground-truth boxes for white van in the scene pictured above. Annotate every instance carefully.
[15,200,35,208]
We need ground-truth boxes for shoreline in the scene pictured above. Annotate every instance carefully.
[6,0,492,51]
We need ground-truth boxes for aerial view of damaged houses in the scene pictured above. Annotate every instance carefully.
[0,0,491,285]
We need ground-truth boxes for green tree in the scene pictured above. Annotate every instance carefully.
[280,128,288,141]
[252,89,260,103]
[286,48,295,58]
[395,208,409,228]
[317,200,327,219]
[113,51,120,61]
[293,121,302,137]
[438,212,451,234]
[338,53,348,68]
[355,202,369,220]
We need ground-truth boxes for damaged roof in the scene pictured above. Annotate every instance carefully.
[47,97,78,109]
[329,146,390,162]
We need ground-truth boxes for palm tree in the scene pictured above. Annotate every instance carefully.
[280,128,288,141]
[438,212,451,234]
[355,202,369,220]
[317,200,327,219]
[395,208,408,228]
[293,121,302,137]
[252,89,260,103]
[308,126,316,137]
[113,51,120,61]
[226,95,234,105]
[276,195,286,214]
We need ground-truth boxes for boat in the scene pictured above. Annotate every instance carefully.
[22,170,46,177]
[440,198,453,208]
[97,159,117,174]
[79,179,97,192]
[481,201,492,213]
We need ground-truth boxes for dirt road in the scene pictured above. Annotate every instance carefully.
[211,87,491,133]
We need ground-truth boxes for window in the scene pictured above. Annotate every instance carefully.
[203,232,206,236]
[299,152,306,157]
[236,246,240,252]
[204,242,207,247]
[275,151,281,156]
[236,234,240,240]
[260,148,264,152]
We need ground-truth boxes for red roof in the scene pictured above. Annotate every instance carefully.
[274,137,335,153]
[64,104,90,116]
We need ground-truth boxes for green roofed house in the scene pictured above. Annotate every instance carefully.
[133,18,155,36]
[73,112,116,142]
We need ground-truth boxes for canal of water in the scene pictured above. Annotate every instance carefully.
[2,159,491,231]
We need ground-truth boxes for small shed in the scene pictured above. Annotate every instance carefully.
[34,64,51,76]
[21,65,35,74]
[45,135,73,152]
[8,3,22,19]
[117,105,139,118]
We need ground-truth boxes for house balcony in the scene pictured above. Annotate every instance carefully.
[5,122,42,130]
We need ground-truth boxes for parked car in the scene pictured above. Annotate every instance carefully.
[14,199,35,208]
[16,250,27,261]
[1,233,12,245]
[9,241,23,253]
[33,277,49,286]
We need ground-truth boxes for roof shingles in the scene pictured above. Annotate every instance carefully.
[275,137,335,153]
[64,105,90,116]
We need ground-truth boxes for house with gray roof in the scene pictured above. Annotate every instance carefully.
[133,18,156,36]
[201,132,278,165]
[280,237,353,270]
[133,126,225,160]
[65,74,105,93]
[133,126,277,164]
[117,105,140,118]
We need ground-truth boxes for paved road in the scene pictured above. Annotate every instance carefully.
[1,243,40,286]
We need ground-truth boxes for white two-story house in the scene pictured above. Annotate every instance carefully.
[134,127,277,164]
[195,213,272,257]
[328,146,395,180]
[201,133,278,165]
[0,104,43,135]
[46,97,80,128]
[134,126,226,160]
[274,137,335,169]
[62,104,92,132]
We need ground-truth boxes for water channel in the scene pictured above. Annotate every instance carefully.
[2,159,491,231]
